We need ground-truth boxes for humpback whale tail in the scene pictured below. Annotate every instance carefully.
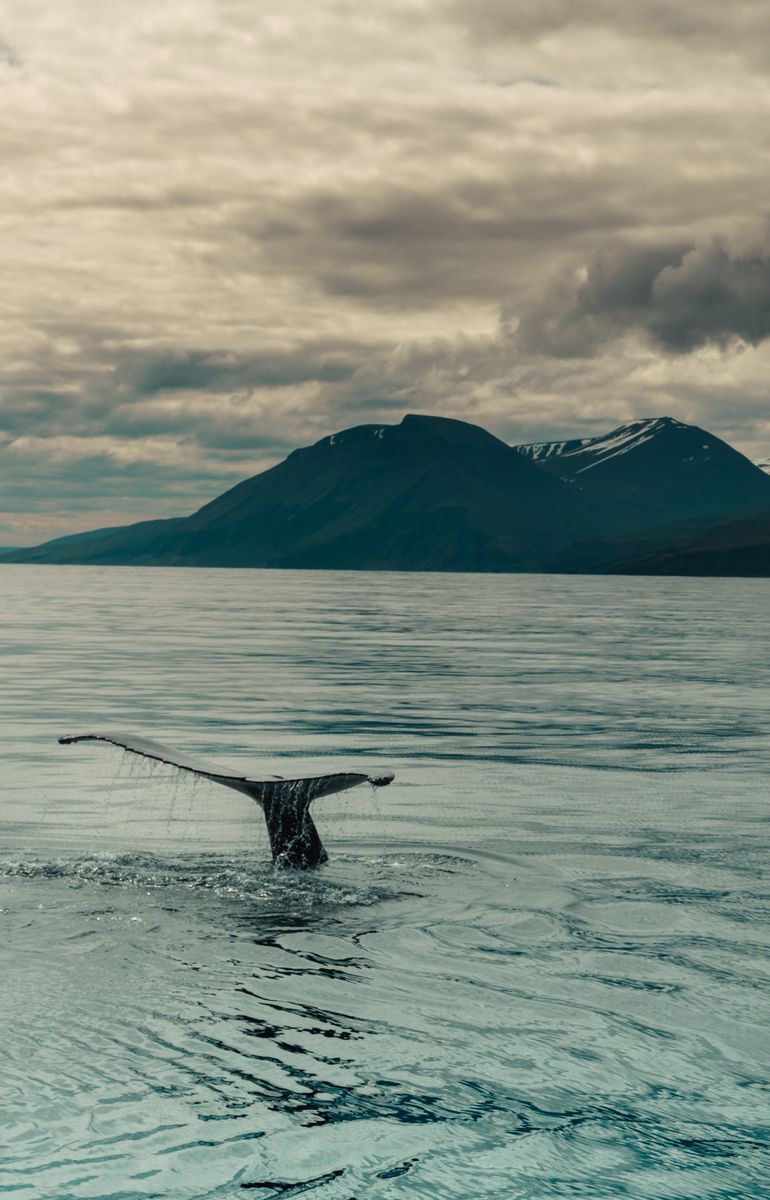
[59,732,394,869]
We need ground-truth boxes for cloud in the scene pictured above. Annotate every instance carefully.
[518,230,770,356]
[235,174,637,308]
[0,37,19,67]
[449,1,770,64]
[1,0,770,542]
[114,345,359,397]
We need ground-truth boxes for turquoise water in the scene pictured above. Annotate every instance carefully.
[0,564,768,1199]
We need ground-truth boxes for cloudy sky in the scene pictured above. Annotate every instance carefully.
[2,1,770,543]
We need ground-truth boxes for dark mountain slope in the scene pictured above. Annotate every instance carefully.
[629,514,770,577]
[177,414,605,569]
[517,417,770,527]
[5,414,602,571]
[554,509,770,578]
[4,518,184,565]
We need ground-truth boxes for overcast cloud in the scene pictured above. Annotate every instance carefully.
[1,0,770,542]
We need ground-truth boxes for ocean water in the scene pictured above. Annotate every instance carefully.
[1,564,769,1200]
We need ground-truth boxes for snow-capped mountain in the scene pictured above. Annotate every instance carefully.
[6,414,770,574]
[516,416,770,527]
[518,417,689,475]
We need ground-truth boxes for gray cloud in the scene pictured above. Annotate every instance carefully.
[450,1,770,59]
[238,175,636,307]
[115,346,358,397]
[519,232,770,356]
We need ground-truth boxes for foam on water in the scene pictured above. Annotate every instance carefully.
[1,565,769,1199]
[0,848,432,909]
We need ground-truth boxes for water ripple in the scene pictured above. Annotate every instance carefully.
[1,567,769,1197]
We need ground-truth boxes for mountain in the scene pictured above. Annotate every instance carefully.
[553,511,770,577]
[3,415,607,572]
[516,417,770,528]
[620,512,770,576]
[6,412,770,575]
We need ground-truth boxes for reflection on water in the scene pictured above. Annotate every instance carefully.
[1,565,769,1198]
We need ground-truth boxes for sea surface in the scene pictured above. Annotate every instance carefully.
[1,564,769,1199]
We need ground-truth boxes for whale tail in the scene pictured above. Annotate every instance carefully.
[252,779,329,868]
[59,732,394,869]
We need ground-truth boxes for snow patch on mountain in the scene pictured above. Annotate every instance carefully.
[517,438,590,462]
[516,417,685,472]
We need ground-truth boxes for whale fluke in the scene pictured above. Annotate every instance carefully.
[59,732,394,869]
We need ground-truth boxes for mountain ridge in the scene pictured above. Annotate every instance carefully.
[4,412,770,576]
[515,416,770,527]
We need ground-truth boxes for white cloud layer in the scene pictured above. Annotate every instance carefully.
[1,0,770,541]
